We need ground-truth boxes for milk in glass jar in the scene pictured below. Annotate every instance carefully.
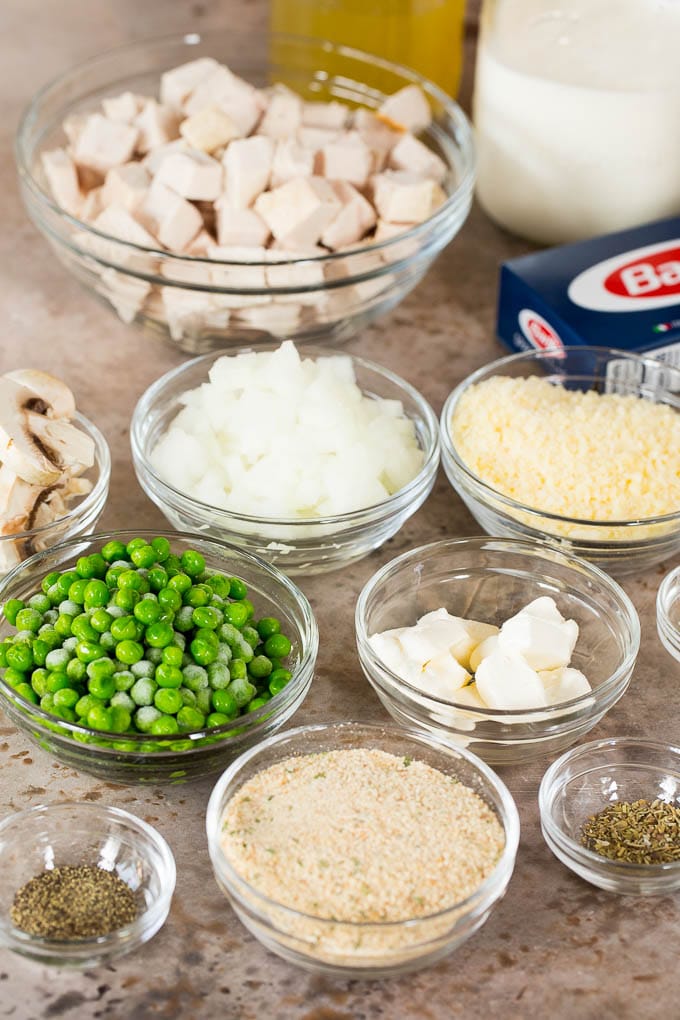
[473,0,680,245]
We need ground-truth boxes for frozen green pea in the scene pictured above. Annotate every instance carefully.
[131,677,157,707]
[99,631,116,651]
[111,691,135,711]
[228,676,256,708]
[215,643,232,666]
[114,671,135,692]
[43,609,59,625]
[28,593,51,614]
[179,687,197,707]
[45,648,72,671]
[58,600,80,617]
[195,688,212,715]
[131,659,155,679]
[147,646,163,664]
[207,661,230,690]
[62,636,78,653]
[134,706,162,732]
[182,664,208,692]
[106,605,125,619]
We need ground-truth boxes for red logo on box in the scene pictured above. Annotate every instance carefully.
[518,309,563,351]
[605,247,680,298]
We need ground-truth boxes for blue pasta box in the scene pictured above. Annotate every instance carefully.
[497,216,680,369]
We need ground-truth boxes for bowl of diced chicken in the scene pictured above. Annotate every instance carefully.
[16,32,475,353]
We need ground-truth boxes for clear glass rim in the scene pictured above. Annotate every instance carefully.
[130,346,441,528]
[355,535,640,719]
[206,720,520,932]
[538,736,680,877]
[0,801,176,951]
[657,565,680,659]
[15,29,476,273]
[0,528,318,748]
[0,412,110,546]
[440,345,680,530]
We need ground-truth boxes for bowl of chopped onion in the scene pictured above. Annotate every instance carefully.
[16,30,475,354]
[130,343,440,575]
[440,346,680,576]
[355,537,640,766]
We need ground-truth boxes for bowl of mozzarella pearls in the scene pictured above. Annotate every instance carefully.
[131,342,439,575]
[355,537,640,764]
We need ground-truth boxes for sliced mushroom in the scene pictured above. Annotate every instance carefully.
[25,413,95,474]
[0,464,54,537]
[0,378,64,485]
[3,369,76,419]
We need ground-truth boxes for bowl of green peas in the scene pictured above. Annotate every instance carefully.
[0,531,318,784]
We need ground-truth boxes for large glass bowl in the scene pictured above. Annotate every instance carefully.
[130,347,440,575]
[0,530,318,784]
[440,346,680,576]
[0,412,110,581]
[206,721,519,978]
[539,737,680,896]
[355,537,640,765]
[0,802,175,967]
[16,31,475,354]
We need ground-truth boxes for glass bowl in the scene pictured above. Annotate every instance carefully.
[0,412,110,580]
[440,346,680,576]
[539,737,680,896]
[0,802,175,966]
[657,565,680,663]
[206,721,519,978]
[130,347,440,575]
[355,537,640,765]
[0,530,318,784]
[16,31,475,354]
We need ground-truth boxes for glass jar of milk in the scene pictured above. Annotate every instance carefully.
[473,0,680,245]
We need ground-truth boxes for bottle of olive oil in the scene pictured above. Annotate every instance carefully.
[271,0,466,97]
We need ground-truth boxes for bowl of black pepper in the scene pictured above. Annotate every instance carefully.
[538,737,680,896]
[0,801,175,966]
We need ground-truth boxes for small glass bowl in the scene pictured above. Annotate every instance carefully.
[0,802,175,966]
[657,565,680,663]
[355,537,640,765]
[0,413,110,580]
[206,721,519,978]
[440,346,680,576]
[16,31,475,354]
[0,530,318,784]
[131,348,440,575]
[539,737,680,896]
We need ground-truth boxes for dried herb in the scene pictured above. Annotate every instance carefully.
[10,864,138,939]
[580,799,680,865]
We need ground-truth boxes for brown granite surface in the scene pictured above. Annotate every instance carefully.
[0,2,678,1018]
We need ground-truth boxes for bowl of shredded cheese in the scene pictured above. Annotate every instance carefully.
[440,346,680,576]
[206,721,519,977]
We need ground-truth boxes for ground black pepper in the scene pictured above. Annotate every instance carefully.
[10,864,138,939]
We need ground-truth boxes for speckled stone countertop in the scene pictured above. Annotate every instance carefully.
[0,2,678,1018]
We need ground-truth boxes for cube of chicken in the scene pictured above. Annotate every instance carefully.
[320,131,373,188]
[102,92,143,124]
[222,135,274,208]
[254,176,342,249]
[102,162,150,211]
[378,85,432,133]
[160,57,220,111]
[372,170,446,223]
[180,105,240,153]
[321,181,376,250]
[184,65,263,136]
[388,133,447,183]
[154,149,223,201]
[215,204,270,247]
[257,87,303,139]
[134,100,181,155]
[73,114,139,176]
[270,138,316,187]
[141,179,203,251]
[353,109,401,170]
[41,149,82,216]
[301,101,349,130]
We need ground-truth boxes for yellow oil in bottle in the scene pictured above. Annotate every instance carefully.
[271,0,466,98]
